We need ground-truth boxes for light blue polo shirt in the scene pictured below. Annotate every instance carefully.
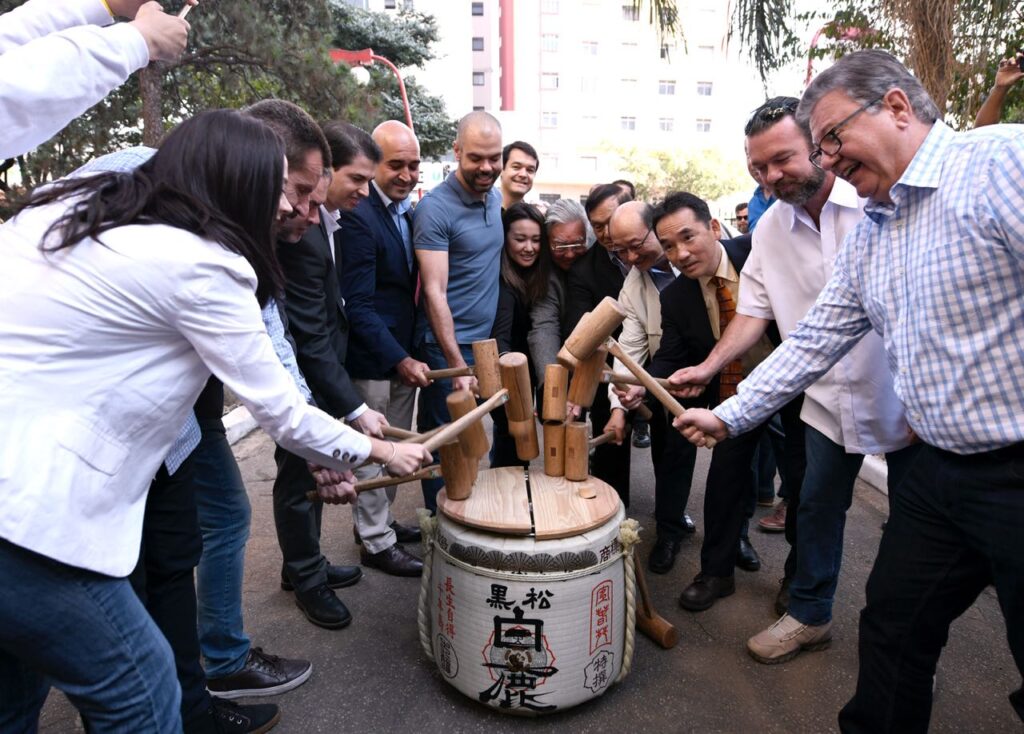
[413,172,504,344]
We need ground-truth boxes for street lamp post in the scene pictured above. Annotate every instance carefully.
[330,48,414,132]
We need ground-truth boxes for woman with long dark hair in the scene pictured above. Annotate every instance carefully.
[489,202,550,467]
[0,110,429,731]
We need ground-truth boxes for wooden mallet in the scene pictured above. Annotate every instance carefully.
[306,464,441,502]
[499,352,540,461]
[563,421,618,481]
[422,339,503,397]
[562,297,716,448]
[634,562,679,649]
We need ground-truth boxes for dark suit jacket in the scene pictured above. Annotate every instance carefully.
[565,244,627,338]
[337,186,418,380]
[648,234,753,409]
[277,217,362,418]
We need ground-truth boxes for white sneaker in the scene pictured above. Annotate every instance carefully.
[747,613,832,664]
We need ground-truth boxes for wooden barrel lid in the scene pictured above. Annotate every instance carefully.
[437,467,620,539]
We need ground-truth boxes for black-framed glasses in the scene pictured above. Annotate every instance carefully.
[809,94,885,169]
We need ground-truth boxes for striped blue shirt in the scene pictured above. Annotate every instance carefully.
[716,121,1024,454]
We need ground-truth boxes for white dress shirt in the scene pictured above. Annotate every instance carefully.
[0,0,149,159]
[738,177,909,454]
[0,201,371,577]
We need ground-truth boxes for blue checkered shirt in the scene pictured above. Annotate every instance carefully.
[716,121,1024,454]
[78,147,313,472]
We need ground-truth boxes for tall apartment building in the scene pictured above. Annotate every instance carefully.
[353,1,767,203]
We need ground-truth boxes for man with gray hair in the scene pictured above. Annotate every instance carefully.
[527,197,593,370]
[676,49,1024,731]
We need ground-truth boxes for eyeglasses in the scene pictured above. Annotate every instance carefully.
[809,94,885,169]
[610,224,654,255]
[552,238,587,252]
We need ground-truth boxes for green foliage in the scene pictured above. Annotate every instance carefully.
[730,0,805,86]
[612,147,749,203]
[3,0,455,186]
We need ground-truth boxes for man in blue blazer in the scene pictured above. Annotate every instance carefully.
[338,121,430,572]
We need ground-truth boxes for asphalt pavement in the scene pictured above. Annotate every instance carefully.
[41,426,1021,733]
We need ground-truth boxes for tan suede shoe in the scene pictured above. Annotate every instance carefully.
[747,613,832,664]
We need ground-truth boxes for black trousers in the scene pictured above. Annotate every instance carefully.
[700,421,766,577]
[839,442,1024,733]
[131,458,213,733]
[776,395,807,582]
[650,401,697,542]
[272,447,327,593]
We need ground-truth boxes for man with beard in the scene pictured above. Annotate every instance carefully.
[667,97,918,664]
[413,111,504,511]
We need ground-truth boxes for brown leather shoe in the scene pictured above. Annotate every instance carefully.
[360,543,423,577]
[758,501,787,533]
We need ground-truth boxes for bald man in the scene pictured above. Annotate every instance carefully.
[338,120,430,573]
[412,111,504,511]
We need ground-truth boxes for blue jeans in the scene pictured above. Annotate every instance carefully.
[417,341,475,512]
[789,426,921,626]
[194,419,252,679]
[0,539,181,733]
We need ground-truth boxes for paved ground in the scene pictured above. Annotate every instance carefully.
[42,428,1020,732]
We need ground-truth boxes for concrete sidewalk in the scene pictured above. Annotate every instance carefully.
[42,426,1020,732]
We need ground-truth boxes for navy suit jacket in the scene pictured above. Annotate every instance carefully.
[648,234,754,409]
[337,185,418,380]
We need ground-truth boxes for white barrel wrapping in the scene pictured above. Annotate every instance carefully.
[429,506,627,715]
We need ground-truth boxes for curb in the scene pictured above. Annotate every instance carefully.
[225,406,258,446]
[859,454,888,496]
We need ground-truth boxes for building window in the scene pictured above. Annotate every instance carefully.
[621,4,639,20]
[542,111,559,128]
[621,41,638,51]
[658,117,674,132]
[472,37,484,52]
[471,2,484,16]
[541,73,559,90]
[582,114,598,125]
[580,76,598,93]
[658,79,675,95]
[620,116,636,131]
[696,118,712,133]
[473,105,485,111]
[582,41,598,56]
[472,72,485,86]
[544,154,559,169]
[384,0,396,7]
[697,81,713,96]
[541,0,559,13]
[620,77,638,88]
[660,43,675,60]
[580,155,598,170]
[698,45,715,60]
[541,34,559,52]
[540,193,561,204]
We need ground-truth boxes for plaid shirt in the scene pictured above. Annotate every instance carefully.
[717,121,1024,454]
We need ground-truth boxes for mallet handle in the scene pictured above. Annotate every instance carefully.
[588,431,617,449]
[306,464,441,502]
[421,389,509,453]
[601,371,670,389]
[606,340,685,419]
[382,426,419,441]
[634,562,679,649]
[424,366,473,380]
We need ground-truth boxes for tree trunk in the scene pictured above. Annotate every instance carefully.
[139,66,164,147]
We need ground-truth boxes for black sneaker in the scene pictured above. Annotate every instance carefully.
[632,420,652,448]
[207,647,312,700]
[210,699,281,734]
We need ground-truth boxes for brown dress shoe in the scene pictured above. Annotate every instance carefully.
[360,544,423,577]
[758,500,787,533]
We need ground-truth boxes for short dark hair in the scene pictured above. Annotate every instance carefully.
[611,179,636,198]
[322,121,381,170]
[652,191,712,231]
[744,96,809,145]
[243,99,331,171]
[503,140,539,169]
[585,183,633,216]
[21,110,286,306]
[735,202,749,214]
